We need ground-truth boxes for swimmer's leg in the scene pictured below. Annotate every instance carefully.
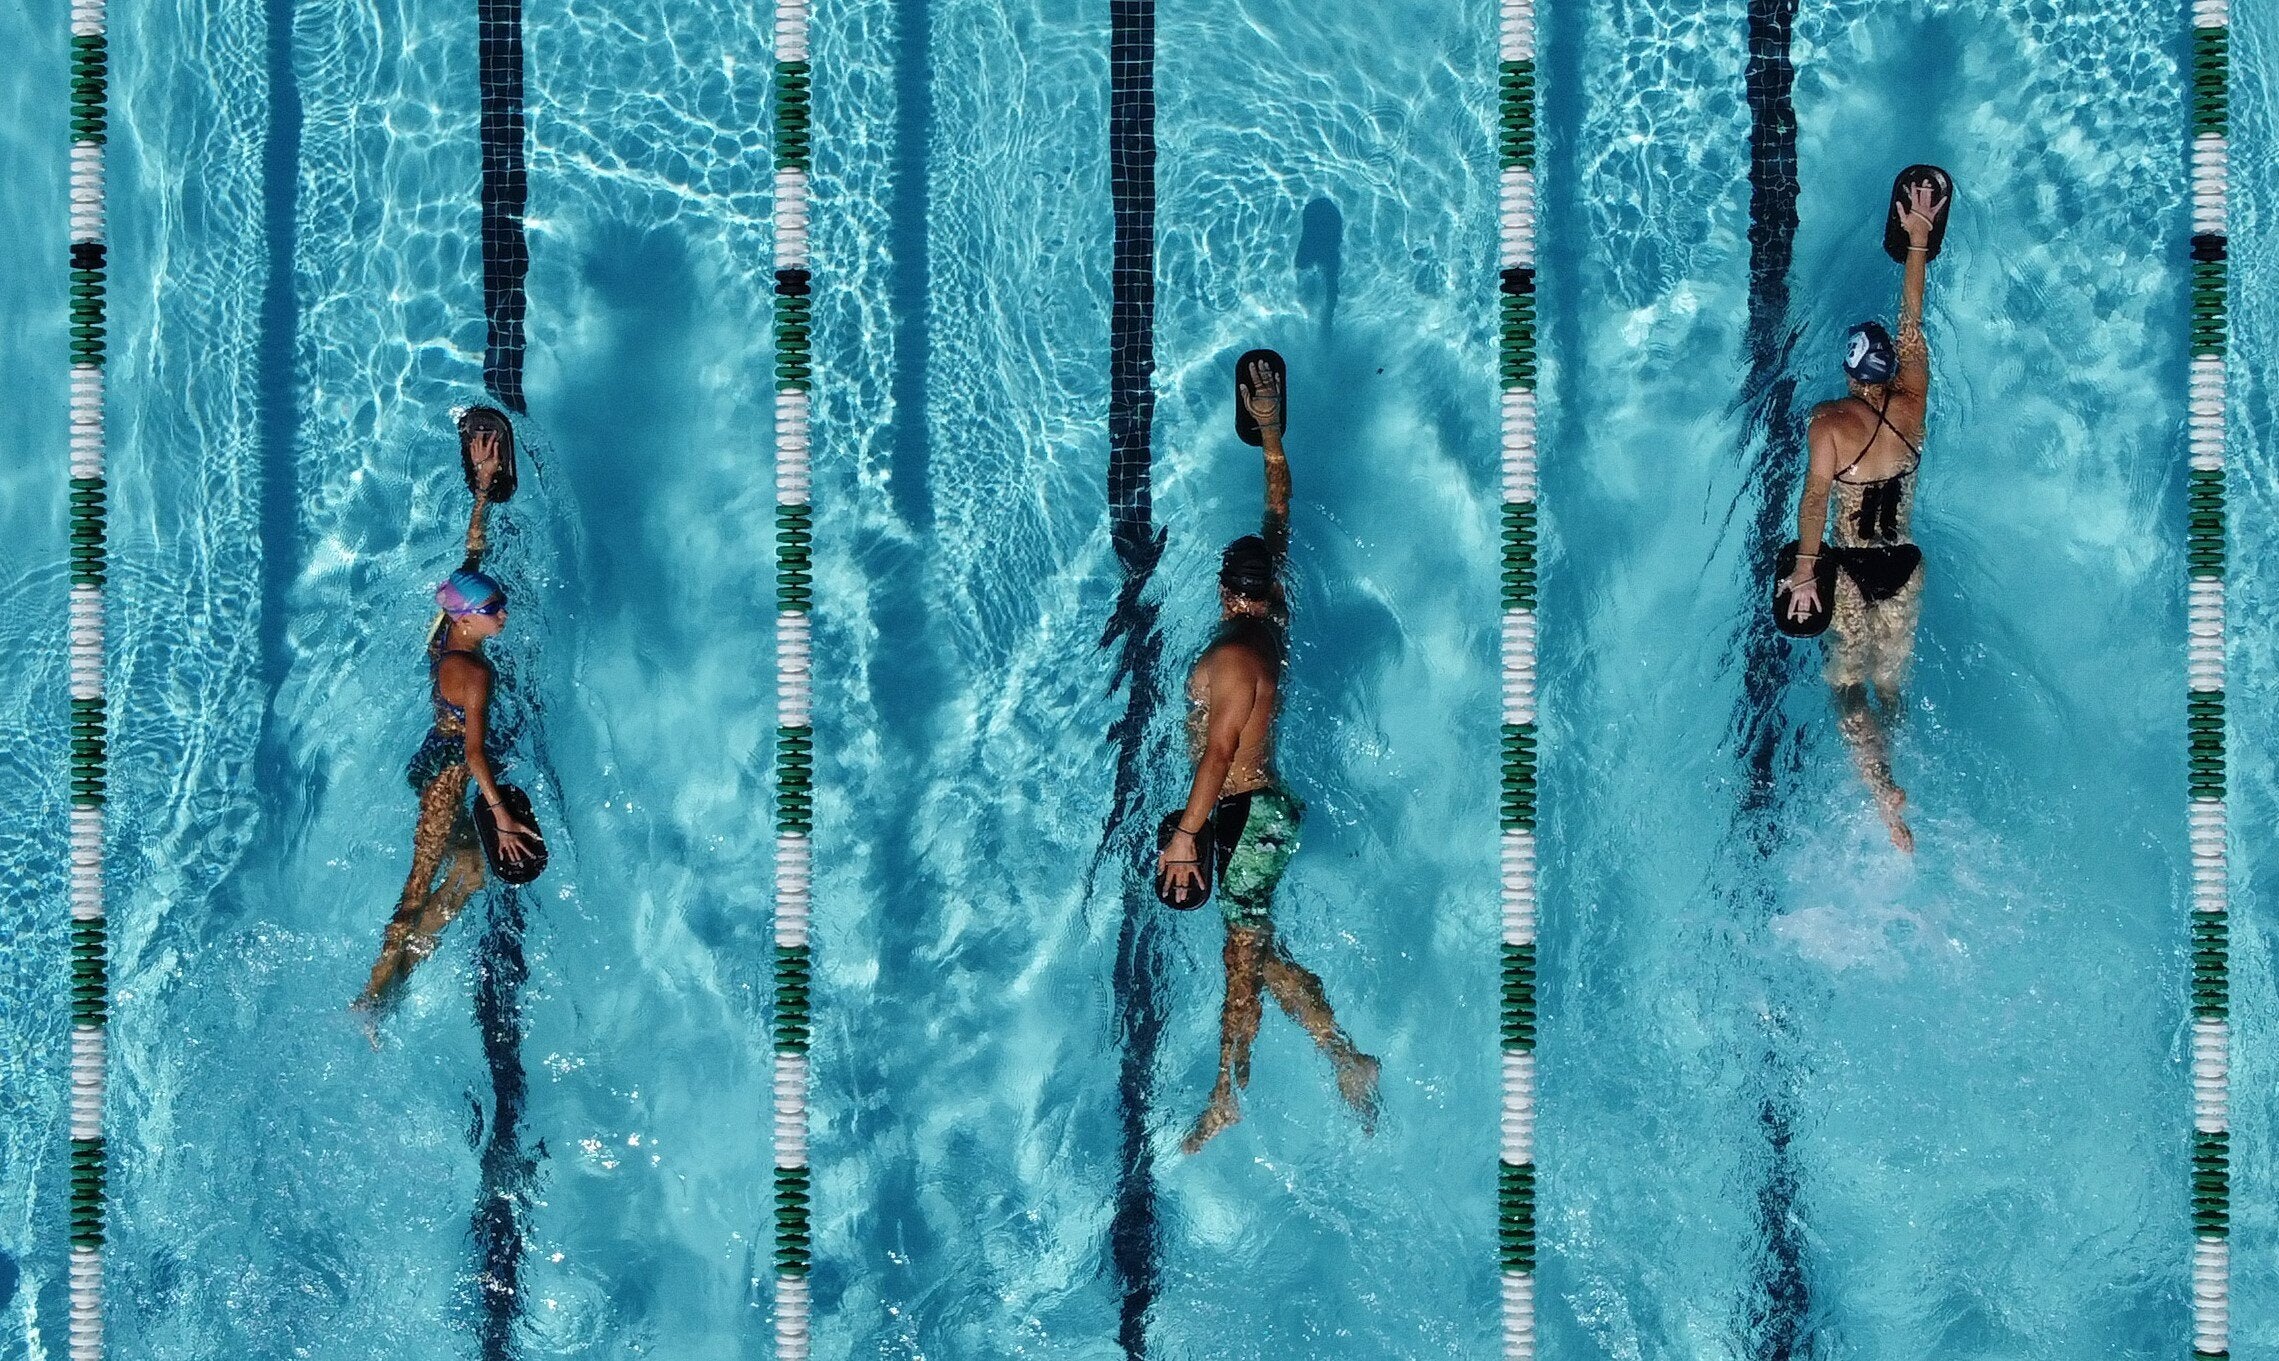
[1869,570,1924,718]
[358,766,471,1015]
[1184,924,1268,1154]
[1263,938,1380,1134]
[412,815,487,940]
[1835,681,1914,854]
[1825,574,1913,852]
[1822,572,1871,692]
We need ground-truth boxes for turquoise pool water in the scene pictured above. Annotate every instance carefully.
[812,0,1497,1353]
[2223,3,2279,1356]
[1541,0,2211,1354]
[0,0,2267,1355]
[2,0,785,1351]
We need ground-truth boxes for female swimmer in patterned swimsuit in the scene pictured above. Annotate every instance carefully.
[354,429,537,1025]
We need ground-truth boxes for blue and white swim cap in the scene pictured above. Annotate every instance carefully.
[1843,321,1898,385]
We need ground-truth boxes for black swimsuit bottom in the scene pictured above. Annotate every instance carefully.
[1833,543,1923,603]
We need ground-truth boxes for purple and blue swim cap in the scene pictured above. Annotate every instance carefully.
[436,568,506,617]
[1843,321,1899,385]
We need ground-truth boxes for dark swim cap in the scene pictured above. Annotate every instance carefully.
[1218,536,1276,600]
[1843,321,1898,385]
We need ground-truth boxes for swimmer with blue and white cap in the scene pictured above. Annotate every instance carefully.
[356,566,538,1024]
[1162,354,1379,1153]
[1783,174,1949,853]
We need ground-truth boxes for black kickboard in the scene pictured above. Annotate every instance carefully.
[1234,349,1287,448]
[475,783,548,884]
[1883,165,1954,264]
[1772,541,1840,639]
[1154,810,1213,910]
[459,405,519,503]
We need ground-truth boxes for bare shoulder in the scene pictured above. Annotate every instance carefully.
[1806,399,1861,438]
[1203,632,1272,684]
[437,650,492,697]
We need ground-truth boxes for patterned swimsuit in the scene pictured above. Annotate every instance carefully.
[406,649,504,793]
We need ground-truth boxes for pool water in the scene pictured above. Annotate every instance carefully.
[0,0,2269,1355]
[1541,0,2220,1355]
[6,0,785,1352]
[2222,4,2279,1356]
[814,0,1498,1354]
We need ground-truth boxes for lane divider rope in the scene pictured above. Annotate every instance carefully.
[2186,1,2228,1356]
[1497,0,1537,1354]
[772,0,814,1353]
[65,0,110,1354]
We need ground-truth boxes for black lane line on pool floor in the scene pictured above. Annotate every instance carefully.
[1734,0,1814,1354]
[478,0,529,413]
[472,0,533,1350]
[471,882,538,1361]
[891,0,934,529]
[257,0,303,797]
[1099,0,1169,1354]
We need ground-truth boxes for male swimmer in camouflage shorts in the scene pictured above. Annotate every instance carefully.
[1157,356,1380,1154]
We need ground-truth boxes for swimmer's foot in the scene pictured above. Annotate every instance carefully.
[1182,1088,1241,1154]
[1876,786,1915,854]
[1336,1053,1382,1136]
[350,995,385,1051]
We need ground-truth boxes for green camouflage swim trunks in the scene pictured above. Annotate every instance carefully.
[1211,783,1304,930]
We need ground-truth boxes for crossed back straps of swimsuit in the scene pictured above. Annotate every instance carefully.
[1832,393,1923,545]
[1832,392,1923,486]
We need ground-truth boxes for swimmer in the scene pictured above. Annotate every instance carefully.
[354,566,538,1030]
[1781,173,1948,853]
[1159,355,1380,1154]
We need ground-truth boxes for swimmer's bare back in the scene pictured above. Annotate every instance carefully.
[1808,386,1926,483]
[1187,635,1280,797]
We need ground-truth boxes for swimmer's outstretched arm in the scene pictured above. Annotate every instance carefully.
[462,486,491,567]
[1794,421,1837,556]
[1893,182,1942,397]
[1241,358,1291,562]
[462,428,504,567]
[1262,422,1290,561]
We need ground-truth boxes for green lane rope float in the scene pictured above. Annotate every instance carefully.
[2186,2,2228,1355]
[772,0,814,1352]
[1497,0,1537,1353]
[65,0,110,1354]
